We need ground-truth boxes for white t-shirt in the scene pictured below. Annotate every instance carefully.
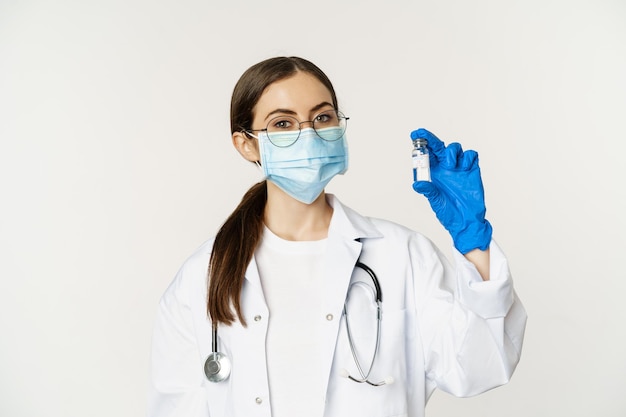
[254,226,328,417]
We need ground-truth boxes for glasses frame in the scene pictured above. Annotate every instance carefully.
[245,109,349,147]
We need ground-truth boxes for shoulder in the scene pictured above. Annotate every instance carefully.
[159,238,215,305]
[365,216,441,263]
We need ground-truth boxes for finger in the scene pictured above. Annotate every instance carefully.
[442,142,463,169]
[412,180,438,198]
[410,128,445,158]
[460,149,478,170]
[413,181,446,214]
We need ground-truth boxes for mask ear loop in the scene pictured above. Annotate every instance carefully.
[240,129,263,171]
[254,160,266,180]
[243,130,258,140]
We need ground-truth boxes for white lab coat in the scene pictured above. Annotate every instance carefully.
[148,195,527,417]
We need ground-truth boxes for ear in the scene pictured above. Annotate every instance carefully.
[232,131,260,163]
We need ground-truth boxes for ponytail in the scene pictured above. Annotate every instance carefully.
[207,181,267,326]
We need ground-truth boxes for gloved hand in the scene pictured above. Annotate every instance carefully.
[411,128,492,254]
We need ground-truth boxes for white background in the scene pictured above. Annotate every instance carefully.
[1,0,625,416]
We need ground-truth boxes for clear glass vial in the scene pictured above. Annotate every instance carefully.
[411,137,431,182]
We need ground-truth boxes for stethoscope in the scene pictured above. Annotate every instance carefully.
[204,259,391,386]
[204,326,232,383]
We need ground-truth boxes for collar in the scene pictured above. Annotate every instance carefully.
[325,194,384,242]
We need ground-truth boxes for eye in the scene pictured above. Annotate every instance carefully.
[315,111,338,126]
[269,117,297,131]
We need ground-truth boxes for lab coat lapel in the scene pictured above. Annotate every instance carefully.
[218,255,267,349]
[319,234,360,391]
[318,195,383,398]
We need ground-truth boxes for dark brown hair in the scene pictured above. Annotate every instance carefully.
[208,57,339,326]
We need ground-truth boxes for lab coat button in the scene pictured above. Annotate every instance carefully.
[254,315,262,322]
[255,397,263,404]
[326,314,334,321]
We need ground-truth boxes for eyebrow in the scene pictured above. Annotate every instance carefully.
[263,101,335,122]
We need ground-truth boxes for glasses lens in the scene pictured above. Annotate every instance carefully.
[314,110,347,141]
[266,116,300,147]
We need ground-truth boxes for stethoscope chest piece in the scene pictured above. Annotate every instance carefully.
[204,351,231,382]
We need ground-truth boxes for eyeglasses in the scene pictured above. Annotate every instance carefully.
[246,109,349,147]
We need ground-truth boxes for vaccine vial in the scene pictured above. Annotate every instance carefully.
[411,137,431,182]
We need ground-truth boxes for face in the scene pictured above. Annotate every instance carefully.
[232,71,335,162]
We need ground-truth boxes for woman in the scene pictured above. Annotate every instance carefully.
[148,56,527,417]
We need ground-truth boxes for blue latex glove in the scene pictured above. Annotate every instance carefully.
[411,128,492,254]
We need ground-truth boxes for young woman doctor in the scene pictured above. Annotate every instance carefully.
[148,56,527,417]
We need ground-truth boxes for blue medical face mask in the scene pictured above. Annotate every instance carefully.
[256,127,348,204]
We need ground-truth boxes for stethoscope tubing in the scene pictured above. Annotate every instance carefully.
[343,295,384,385]
[354,261,382,302]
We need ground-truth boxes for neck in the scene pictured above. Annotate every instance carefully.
[264,181,333,241]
